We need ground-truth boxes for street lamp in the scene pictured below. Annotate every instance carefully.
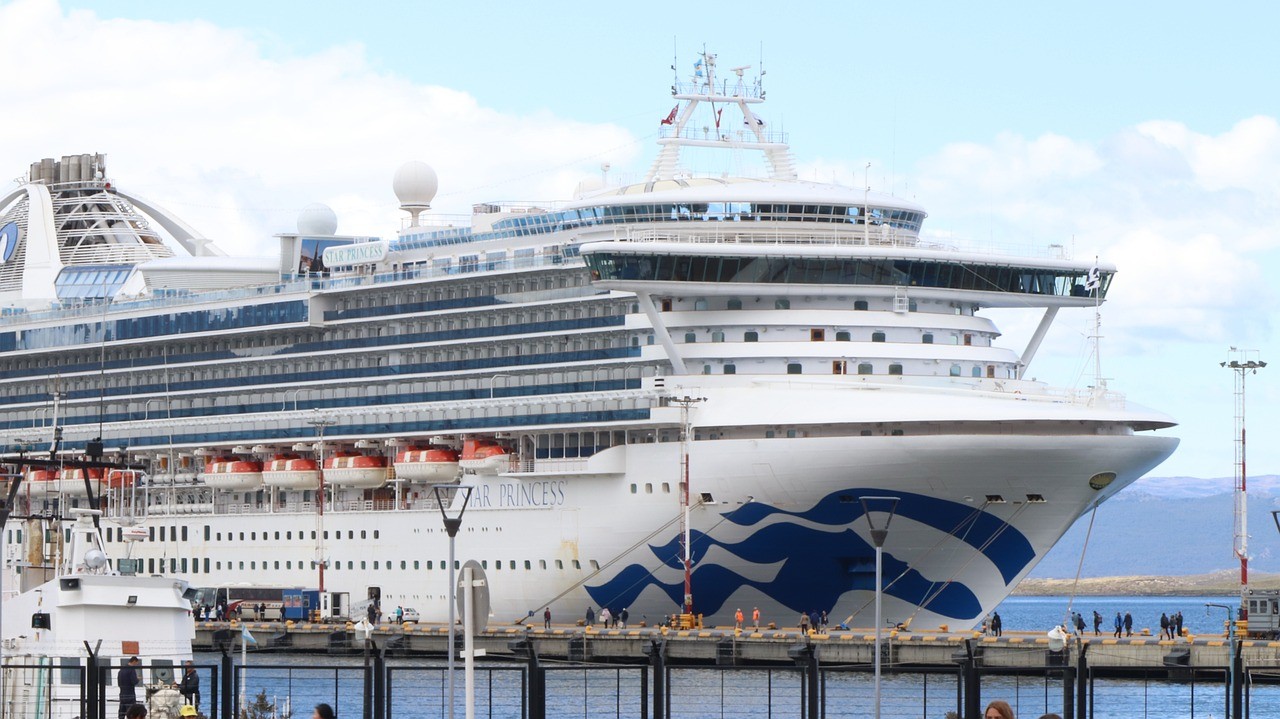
[432,483,474,719]
[1220,350,1265,594]
[308,417,335,594]
[859,495,900,719]
[1206,602,1238,719]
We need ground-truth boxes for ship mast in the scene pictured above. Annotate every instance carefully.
[1222,349,1265,600]
[645,49,796,182]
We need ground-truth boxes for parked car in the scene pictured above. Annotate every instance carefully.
[401,607,420,624]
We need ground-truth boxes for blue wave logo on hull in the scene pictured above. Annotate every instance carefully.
[587,489,1035,622]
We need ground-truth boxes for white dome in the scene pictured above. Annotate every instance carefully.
[393,160,438,208]
[297,203,338,236]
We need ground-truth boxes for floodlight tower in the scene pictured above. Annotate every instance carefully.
[1221,349,1266,597]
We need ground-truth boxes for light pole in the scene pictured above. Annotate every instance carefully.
[1207,602,1238,719]
[859,495,900,719]
[432,483,473,719]
[1221,350,1265,597]
[308,417,335,594]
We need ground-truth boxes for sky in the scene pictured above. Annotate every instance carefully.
[1,0,1278,481]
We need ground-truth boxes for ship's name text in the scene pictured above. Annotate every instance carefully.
[471,481,567,509]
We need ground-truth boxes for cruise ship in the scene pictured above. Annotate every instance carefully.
[0,53,1177,630]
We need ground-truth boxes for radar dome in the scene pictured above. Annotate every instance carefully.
[393,161,438,208]
[84,548,108,569]
[297,203,338,236]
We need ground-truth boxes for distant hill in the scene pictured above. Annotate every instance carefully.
[1028,475,1280,579]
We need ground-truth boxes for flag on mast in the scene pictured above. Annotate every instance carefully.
[1085,266,1101,291]
[660,105,678,125]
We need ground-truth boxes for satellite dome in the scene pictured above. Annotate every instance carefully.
[297,203,338,236]
[84,548,108,569]
[393,161,438,208]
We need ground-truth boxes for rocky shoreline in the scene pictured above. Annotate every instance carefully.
[1015,569,1280,596]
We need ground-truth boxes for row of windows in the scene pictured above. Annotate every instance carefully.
[587,253,1111,298]
[688,329,980,346]
[130,556,602,575]
[395,202,927,252]
[694,361,1010,379]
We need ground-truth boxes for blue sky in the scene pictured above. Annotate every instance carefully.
[4,0,1278,481]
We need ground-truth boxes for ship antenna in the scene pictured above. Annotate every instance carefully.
[1089,255,1103,394]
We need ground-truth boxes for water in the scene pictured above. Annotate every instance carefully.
[990,594,1239,636]
[195,595,1262,718]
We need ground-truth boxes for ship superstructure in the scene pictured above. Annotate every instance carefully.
[0,52,1177,630]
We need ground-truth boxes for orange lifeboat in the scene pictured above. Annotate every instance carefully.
[458,439,511,475]
[323,451,389,488]
[105,469,142,489]
[262,454,321,490]
[202,457,265,491]
[24,468,59,499]
[59,467,104,497]
[393,446,460,482]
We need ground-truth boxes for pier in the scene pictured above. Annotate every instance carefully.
[198,620,1275,674]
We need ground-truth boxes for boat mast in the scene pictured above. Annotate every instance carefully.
[1222,349,1266,599]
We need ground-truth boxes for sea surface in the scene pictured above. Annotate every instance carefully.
[196,595,1263,719]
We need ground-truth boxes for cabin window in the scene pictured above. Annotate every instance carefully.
[727,299,743,310]
[684,332,697,343]
[524,561,531,570]
[810,329,825,341]
[972,366,982,377]
[540,560,547,570]
[964,334,973,346]
[711,331,725,342]
[888,364,903,375]
[858,363,873,375]
[660,299,672,312]
[836,331,851,341]
[744,331,759,342]
[787,363,802,374]
[556,560,564,569]
[922,333,933,344]
[630,483,637,494]
[572,560,581,569]
[645,483,653,494]
[694,298,709,311]
[854,300,868,311]
[872,332,886,343]
[950,364,962,377]
[724,364,736,374]
[833,361,847,375]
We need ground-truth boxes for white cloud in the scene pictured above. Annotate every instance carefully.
[902,119,1280,355]
[0,0,640,255]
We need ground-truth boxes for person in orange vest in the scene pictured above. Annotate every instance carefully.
[752,607,760,630]
[734,608,744,629]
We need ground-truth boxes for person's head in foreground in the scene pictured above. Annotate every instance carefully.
[985,700,1015,719]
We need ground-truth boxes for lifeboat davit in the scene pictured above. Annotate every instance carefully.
[59,467,104,497]
[106,469,142,489]
[323,452,389,488]
[459,439,510,475]
[393,447,460,482]
[262,454,321,490]
[24,469,59,499]
[202,458,265,491]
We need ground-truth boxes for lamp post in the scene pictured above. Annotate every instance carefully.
[859,495,900,719]
[432,483,474,719]
[308,417,335,594]
[1221,350,1265,596]
[1207,602,1237,719]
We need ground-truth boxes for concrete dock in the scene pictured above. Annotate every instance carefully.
[196,621,1280,675]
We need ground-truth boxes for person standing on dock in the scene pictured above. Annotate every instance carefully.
[735,608,744,629]
[620,607,629,628]
[543,607,552,629]
[1073,612,1085,636]
[117,656,141,719]
[600,607,612,628]
[991,611,1002,637]
[799,612,810,633]
[1114,612,1123,638]
[1160,613,1170,639]
[178,660,200,713]
[1175,611,1184,637]
[1092,610,1102,635]
[585,606,595,627]
[1123,612,1133,637]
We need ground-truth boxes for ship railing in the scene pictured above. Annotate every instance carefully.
[657,126,790,145]
[509,457,591,474]
[617,225,951,251]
